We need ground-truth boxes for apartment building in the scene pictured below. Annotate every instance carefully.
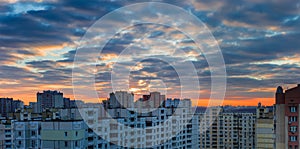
[255,103,275,149]
[13,121,40,148]
[0,98,24,117]
[0,120,14,149]
[83,94,199,149]
[37,90,64,112]
[275,84,300,149]
[41,121,86,149]
[198,107,256,149]
[0,91,199,149]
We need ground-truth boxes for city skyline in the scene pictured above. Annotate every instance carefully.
[0,87,286,107]
[1,0,300,106]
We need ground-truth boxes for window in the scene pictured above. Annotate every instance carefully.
[65,141,68,147]
[290,136,297,142]
[31,140,35,147]
[65,132,68,137]
[290,126,297,132]
[76,131,78,136]
[290,106,297,113]
[290,116,297,122]
[18,131,21,136]
[75,141,78,147]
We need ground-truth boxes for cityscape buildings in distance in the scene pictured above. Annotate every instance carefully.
[0,84,299,148]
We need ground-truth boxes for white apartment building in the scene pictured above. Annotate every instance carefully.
[1,121,14,149]
[0,91,201,149]
[40,121,86,149]
[109,91,134,108]
[80,97,198,149]
[74,93,199,149]
[13,121,40,149]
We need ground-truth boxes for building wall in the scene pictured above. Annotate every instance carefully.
[198,107,256,149]
[43,121,86,149]
[275,85,300,149]
[275,104,286,149]
[0,98,13,117]
[37,90,64,112]
[13,121,40,149]
[0,91,220,149]
[255,104,275,149]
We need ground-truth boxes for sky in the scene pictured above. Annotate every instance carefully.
[0,0,300,106]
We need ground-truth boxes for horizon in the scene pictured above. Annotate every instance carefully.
[0,88,280,107]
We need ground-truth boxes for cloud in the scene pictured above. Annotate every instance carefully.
[0,0,300,105]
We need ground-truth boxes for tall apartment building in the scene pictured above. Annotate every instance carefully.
[149,91,166,108]
[255,103,275,149]
[0,123,4,148]
[13,121,41,148]
[41,121,86,148]
[109,91,134,108]
[0,120,13,149]
[10,120,86,149]
[0,98,13,117]
[37,90,64,112]
[0,91,199,149]
[0,98,24,117]
[198,107,256,149]
[94,92,198,149]
[275,84,300,149]
[137,92,166,108]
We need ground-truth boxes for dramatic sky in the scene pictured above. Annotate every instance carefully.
[0,0,300,106]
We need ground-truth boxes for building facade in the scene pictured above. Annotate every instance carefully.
[0,91,200,149]
[275,84,300,149]
[0,98,13,118]
[255,103,275,149]
[37,90,64,112]
[0,98,24,118]
[198,107,256,149]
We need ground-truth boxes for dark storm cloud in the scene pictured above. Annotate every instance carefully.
[21,59,73,85]
[26,60,57,70]
[39,68,72,83]
[0,0,125,48]
[221,32,300,65]
[0,65,38,80]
